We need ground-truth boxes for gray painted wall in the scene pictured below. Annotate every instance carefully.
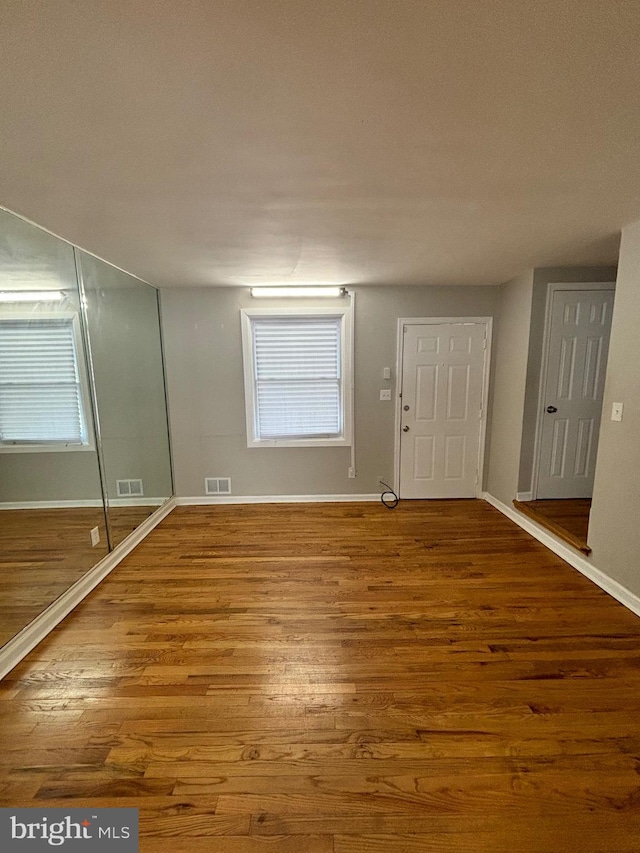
[161,285,500,497]
[0,452,103,503]
[588,221,640,597]
[518,266,617,494]
[485,270,534,505]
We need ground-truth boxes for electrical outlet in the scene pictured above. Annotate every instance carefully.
[90,526,100,547]
[348,467,357,478]
[379,389,391,401]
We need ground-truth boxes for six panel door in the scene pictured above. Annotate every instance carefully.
[537,289,614,499]
[399,323,487,498]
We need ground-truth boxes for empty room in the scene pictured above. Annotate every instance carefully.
[1,2,640,851]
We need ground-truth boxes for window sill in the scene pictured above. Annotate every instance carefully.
[247,436,352,449]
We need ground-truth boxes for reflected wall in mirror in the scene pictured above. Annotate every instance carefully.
[77,252,173,548]
[0,210,108,646]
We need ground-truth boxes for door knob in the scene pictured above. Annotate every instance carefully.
[546,405,558,413]
[403,405,410,411]
[403,425,410,432]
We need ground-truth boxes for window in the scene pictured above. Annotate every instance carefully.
[0,315,92,451]
[241,307,353,447]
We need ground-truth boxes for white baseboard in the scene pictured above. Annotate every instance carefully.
[515,491,533,502]
[176,493,381,506]
[108,497,167,508]
[0,499,103,509]
[481,492,640,619]
[0,497,177,680]
[0,497,168,510]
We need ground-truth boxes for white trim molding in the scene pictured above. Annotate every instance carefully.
[108,497,167,508]
[0,497,177,680]
[0,497,168,510]
[177,494,381,506]
[515,491,533,502]
[0,499,103,510]
[482,492,640,619]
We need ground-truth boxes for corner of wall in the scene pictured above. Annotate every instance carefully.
[485,270,534,505]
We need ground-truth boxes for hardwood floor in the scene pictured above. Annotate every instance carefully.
[0,506,159,647]
[514,499,592,554]
[2,500,640,852]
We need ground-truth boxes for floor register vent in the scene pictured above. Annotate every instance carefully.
[205,477,232,495]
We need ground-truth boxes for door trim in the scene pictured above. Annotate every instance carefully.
[394,317,493,498]
[531,282,615,500]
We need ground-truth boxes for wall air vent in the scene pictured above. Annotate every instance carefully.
[116,478,144,497]
[205,477,232,495]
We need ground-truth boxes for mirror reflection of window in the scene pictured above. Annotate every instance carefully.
[0,310,92,450]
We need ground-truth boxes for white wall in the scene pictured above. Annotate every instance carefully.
[587,220,640,597]
[161,285,500,497]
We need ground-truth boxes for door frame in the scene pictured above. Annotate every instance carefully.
[394,317,493,498]
[531,281,615,500]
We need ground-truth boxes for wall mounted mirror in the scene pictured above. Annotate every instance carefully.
[0,211,108,646]
[0,209,173,650]
[76,251,173,547]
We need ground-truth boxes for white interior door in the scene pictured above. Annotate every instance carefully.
[537,289,614,499]
[399,322,487,498]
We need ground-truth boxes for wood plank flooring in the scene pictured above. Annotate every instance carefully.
[2,500,640,852]
[0,506,159,646]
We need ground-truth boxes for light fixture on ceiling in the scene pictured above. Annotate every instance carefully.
[250,286,346,299]
[0,290,64,303]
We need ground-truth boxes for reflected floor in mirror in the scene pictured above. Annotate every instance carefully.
[513,499,592,555]
[0,506,157,646]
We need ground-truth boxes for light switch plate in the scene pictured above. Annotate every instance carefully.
[379,389,391,401]
[383,367,391,380]
[611,402,624,421]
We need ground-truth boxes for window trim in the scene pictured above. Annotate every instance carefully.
[0,310,96,454]
[241,306,353,448]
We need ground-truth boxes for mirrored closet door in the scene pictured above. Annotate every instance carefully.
[0,209,173,650]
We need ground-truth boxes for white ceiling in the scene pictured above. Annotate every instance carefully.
[2,0,640,288]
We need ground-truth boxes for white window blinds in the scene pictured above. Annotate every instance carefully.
[0,318,87,445]
[252,316,342,439]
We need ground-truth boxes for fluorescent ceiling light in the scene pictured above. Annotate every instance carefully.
[0,290,64,303]
[250,286,345,298]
